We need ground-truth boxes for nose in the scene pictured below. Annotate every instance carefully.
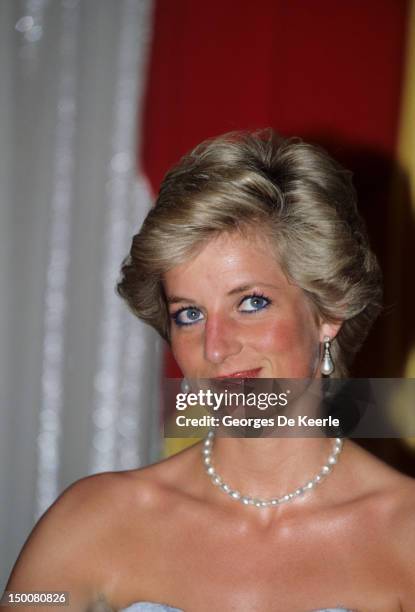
[203,313,243,365]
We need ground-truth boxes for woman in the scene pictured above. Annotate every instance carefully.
[4,130,415,611]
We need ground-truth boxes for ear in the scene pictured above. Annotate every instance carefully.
[319,321,342,343]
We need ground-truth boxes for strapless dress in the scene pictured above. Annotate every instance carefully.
[120,602,353,611]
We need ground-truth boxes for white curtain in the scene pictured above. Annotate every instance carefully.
[0,0,161,589]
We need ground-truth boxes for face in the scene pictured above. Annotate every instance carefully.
[163,231,339,379]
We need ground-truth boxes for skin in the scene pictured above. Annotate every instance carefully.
[4,231,415,612]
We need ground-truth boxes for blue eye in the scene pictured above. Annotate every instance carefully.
[171,307,204,326]
[170,293,271,326]
[239,294,271,313]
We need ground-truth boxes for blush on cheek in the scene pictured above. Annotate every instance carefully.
[260,314,320,378]
[261,319,294,351]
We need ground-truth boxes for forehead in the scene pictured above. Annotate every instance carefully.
[163,230,294,294]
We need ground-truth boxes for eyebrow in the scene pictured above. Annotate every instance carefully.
[166,282,280,305]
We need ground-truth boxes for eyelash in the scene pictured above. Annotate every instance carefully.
[170,292,272,327]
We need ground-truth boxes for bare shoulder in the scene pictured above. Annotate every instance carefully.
[6,465,170,563]
[337,442,415,543]
[5,446,201,607]
[4,470,151,609]
[345,440,415,496]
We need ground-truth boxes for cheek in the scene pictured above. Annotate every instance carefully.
[170,330,199,372]
[258,318,295,352]
[255,310,320,371]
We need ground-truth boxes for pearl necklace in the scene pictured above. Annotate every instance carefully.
[202,430,343,508]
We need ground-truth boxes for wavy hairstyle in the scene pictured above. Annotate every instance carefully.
[116,129,383,377]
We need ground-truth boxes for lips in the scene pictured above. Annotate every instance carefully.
[215,367,262,379]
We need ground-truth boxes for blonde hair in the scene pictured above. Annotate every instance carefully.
[117,129,382,377]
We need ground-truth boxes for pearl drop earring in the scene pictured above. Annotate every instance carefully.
[321,336,334,376]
